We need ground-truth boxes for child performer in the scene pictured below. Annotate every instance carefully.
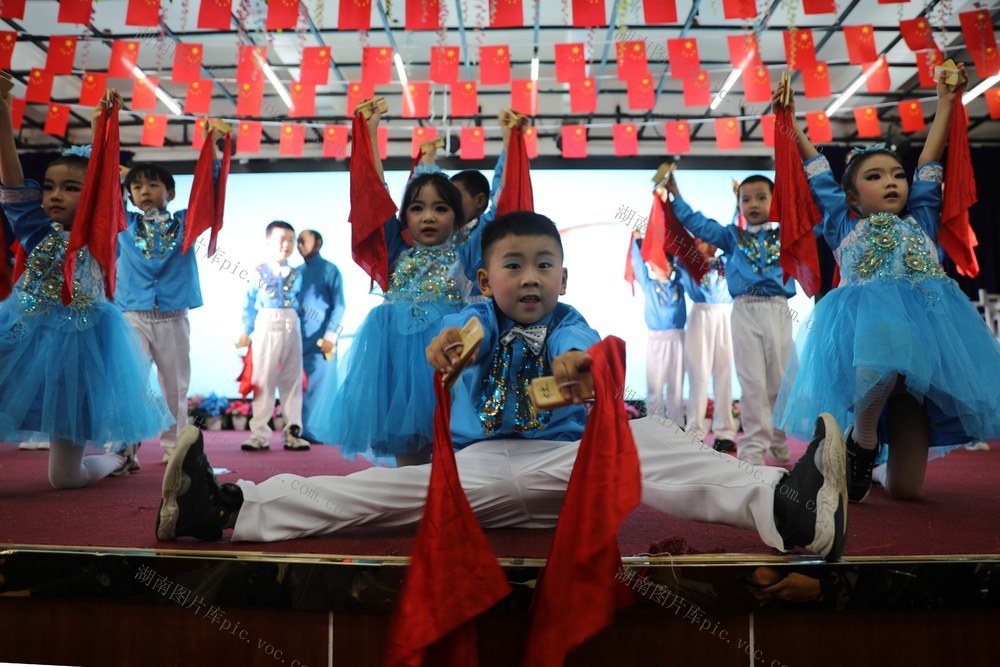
[677,239,738,451]
[157,212,848,565]
[237,221,310,452]
[665,175,793,467]
[773,68,1000,502]
[629,230,686,421]
[0,89,171,488]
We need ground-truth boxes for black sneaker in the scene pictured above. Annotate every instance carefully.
[156,426,243,541]
[713,438,736,453]
[773,413,847,562]
[845,426,879,503]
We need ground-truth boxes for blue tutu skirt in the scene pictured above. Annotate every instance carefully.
[0,299,173,445]
[307,299,462,459]
[776,277,1000,447]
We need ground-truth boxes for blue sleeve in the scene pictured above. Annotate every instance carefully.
[383,214,407,270]
[804,155,854,250]
[242,272,260,335]
[0,181,53,254]
[474,150,507,230]
[548,305,602,357]
[457,214,495,279]
[630,239,651,289]
[327,265,346,334]
[907,162,943,241]
[670,195,735,254]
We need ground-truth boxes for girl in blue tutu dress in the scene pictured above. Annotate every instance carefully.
[0,89,172,488]
[308,107,493,466]
[772,67,1000,503]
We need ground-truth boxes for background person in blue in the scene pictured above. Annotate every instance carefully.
[295,229,345,443]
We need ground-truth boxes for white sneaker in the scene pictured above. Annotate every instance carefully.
[283,425,311,451]
[240,436,270,452]
[964,441,990,451]
[769,442,791,463]
[18,441,49,450]
[739,449,766,466]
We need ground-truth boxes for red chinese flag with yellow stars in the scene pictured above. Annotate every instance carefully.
[783,29,817,71]
[338,0,372,30]
[626,76,655,111]
[511,79,538,116]
[410,126,437,158]
[126,0,162,27]
[843,25,877,64]
[616,41,649,81]
[184,80,212,115]
[131,76,159,111]
[25,68,54,104]
[664,120,690,154]
[853,106,881,138]
[192,118,209,151]
[940,97,979,278]
[960,9,998,75]
[523,126,538,159]
[561,125,587,159]
[300,46,331,85]
[172,43,204,83]
[237,121,262,154]
[572,0,606,27]
[198,0,232,30]
[803,0,835,14]
[898,99,925,133]
[345,82,374,116]
[140,114,167,147]
[727,33,762,68]
[480,45,511,85]
[644,0,677,23]
[289,82,316,118]
[0,31,16,69]
[864,57,891,93]
[237,46,266,84]
[430,46,460,85]
[491,0,523,27]
[45,36,77,75]
[279,123,306,156]
[915,49,943,88]
[184,125,231,257]
[496,125,534,216]
[743,65,772,104]
[805,111,832,143]
[348,112,396,291]
[79,72,108,107]
[44,104,70,137]
[450,81,478,117]
[402,82,430,118]
[235,80,264,116]
[722,0,756,20]
[323,125,348,159]
[802,62,831,99]
[406,0,440,30]
[899,17,935,52]
[972,45,1000,78]
[459,127,485,160]
[682,72,711,107]
[56,0,90,23]
[0,0,25,20]
[985,88,1000,120]
[9,98,24,131]
[554,43,587,84]
[613,123,639,156]
[667,38,700,79]
[108,40,140,78]
[715,118,742,150]
[569,78,597,113]
[362,46,393,85]
[266,0,300,31]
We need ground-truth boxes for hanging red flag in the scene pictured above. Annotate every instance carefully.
[572,0,606,27]
[898,100,925,133]
[682,71,711,107]
[613,123,639,156]
[521,337,640,667]
[803,0,835,13]
[198,0,232,30]
[667,38,700,79]
[664,120,690,154]
[805,111,832,143]
[459,126,485,160]
[402,81,430,118]
[141,114,167,147]
[45,36,77,75]
[554,43,587,83]
[237,120,262,154]
[641,196,669,273]
[760,113,775,147]
[626,76,655,111]
[9,97,24,131]
[44,104,70,137]
[561,125,587,158]
[715,117,742,150]
[184,79,212,114]
[184,127,231,257]
[496,125,534,215]
[616,41,649,81]
[109,40,140,78]
[25,68,54,104]
[523,126,538,159]
[339,0,372,30]
[192,118,208,151]
[940,98,979,278]
[569,78,597,113]
[727,33,762,68]
[915,49,943,88]
[491,0,523,27]
[899,17,935,52]
[362,46,393,85]
[769,107,822,297]
[237,45,266,84]
[383,374,512,667]
[289,82,316,118]
[300,46,331,85]
[430,46,460,85]
[345,82,374,116]
[450,81,478,116]
[0,0,25,20]
[722,0,756,20]
[348,112,395,291]
[864,57,891,93]
[266,0,299,31]
[644,0,677,23]
[960,9,997,72]
[743,65,772,104]
[79,72,108,106]
[853,106,881,138]
[972,45,1000,78]
[843,25,877,64]
[410,126,437,158]
[986,88,1000,120]
[406,0,440,30]
[511,79,538,116]
[323,125,348,159]
[235,80,264,116]
[126,0,162,27]
[172,43,203,83]
[56,0,90,23]
[279,123,306,156]
[783,28,817,71]
[480,44,511,84]
[0,31,15,69]
[132,75,159,111]
[802,62,831,99]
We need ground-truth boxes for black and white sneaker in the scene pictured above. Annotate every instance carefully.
[156,426,243,541]
[845,426,879,503]
[773,413,847,562]
[283,424,311,451]
[110,443,142,477]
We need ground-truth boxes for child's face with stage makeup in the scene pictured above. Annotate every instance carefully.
[847,154,909,216]
[42,164,85,228]
[405,183,457,246]
[738,182,773,225]
[478,234,567,325]
[268,228,296,264]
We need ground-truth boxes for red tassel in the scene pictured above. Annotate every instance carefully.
[495,125,534,217]
[183,129,231,257]
[940,98,980,278]
[237,344,255,398]
[640,195,669,274]
[348,113,397,291]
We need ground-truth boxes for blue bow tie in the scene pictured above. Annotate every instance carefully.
[500,324,547,355]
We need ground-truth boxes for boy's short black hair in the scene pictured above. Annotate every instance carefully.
[266,220,295,237]
[482,211,563,265]
[400,173,465,228]
[451,170,490,201]
[738,175,774,195]
[124,162,176,193]
[47,154,89,175]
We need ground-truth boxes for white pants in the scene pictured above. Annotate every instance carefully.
[646,329,684,422]
[685,303,737,440]
[124,310,191,453]
[232,416,787,551]
[731,297,795,458]
[250,309,304,440]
